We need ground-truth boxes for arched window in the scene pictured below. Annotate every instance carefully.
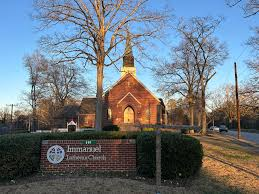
[124,106,134,124]
[145,109,150,123]
[107,108,112,120]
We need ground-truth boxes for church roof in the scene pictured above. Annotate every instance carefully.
[80,97,96,114]
[67,120,77,126]
[53,105,80,119]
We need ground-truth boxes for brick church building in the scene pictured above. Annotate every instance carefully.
[79,37,166,130]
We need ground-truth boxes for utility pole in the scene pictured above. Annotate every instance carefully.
[6,104,18,129]
[234,62,241,139]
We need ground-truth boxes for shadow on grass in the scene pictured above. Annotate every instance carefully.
[186,169,244,194]
[206,154,259,178]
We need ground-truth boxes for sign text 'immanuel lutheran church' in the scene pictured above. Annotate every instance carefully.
[41,139,136,172]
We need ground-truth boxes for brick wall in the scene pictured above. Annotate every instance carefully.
[103,74,161,126]
[41,139,136,173]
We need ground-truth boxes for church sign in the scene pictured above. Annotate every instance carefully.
[41,139,136,172]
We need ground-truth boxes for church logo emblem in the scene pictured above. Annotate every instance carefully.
[47,145,65,164]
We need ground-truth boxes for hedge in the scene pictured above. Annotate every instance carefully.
[0,131,203,180]
[102,125,120,131]
[0,131,138,180]
[137,132,203,179]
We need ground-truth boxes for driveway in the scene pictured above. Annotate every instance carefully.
[226,130,259,144]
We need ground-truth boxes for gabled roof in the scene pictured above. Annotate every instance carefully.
[53,105,80,119]
[67,120,77,126]
[105,73,160,102]
[80,97,96,114]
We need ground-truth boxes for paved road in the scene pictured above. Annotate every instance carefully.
[227,130,259,144]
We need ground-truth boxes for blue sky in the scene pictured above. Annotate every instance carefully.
[0,0,258,109]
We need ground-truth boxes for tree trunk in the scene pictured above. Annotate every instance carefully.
[32,108,37,132]
[201,78,207,134]
[197,109,201,127]
[32,84,37,132]
[95,63,104,131]
[188,96,194,126]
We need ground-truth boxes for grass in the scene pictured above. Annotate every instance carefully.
[207,146,253,161]
[188,170,243,194]
[193,133,259,194]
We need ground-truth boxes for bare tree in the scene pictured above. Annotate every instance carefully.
[226,0,259,17]
[247,27,259,63]
[226,1,258,106]
[176,17,228,134]
[33,0,169,130]
[44,60,91,107]
[154,40,199,126]
[0,107,7,124]
[246,27,259,93]
[207,85,236,127]
[208,84,258,129]
[240,87,259,111]
[24,51,48,131]
[239,27,259,112]
[24,50,92,130]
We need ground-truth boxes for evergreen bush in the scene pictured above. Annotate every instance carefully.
[102,125,120,131]
[137,132,203,179]
[0,131,202,180]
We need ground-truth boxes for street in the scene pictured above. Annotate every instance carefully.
[226,130,259,145]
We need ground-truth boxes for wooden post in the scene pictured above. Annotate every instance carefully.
[234,62,241,139]
[156,128,161,194]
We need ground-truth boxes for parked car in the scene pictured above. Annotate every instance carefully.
[219,125,228,132]
[209,126,220,131]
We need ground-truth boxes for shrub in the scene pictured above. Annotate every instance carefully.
[0,131,137,180]
[137,132,203,179]
[12,129,29,134]
[0,131,203,180]
[0,134,42,180]
[180,128,188,134]
[102,125,120,131]
[80,126,93,129]
[142,127,155,132]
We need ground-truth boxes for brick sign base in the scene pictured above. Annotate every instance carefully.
[40,139,136,172]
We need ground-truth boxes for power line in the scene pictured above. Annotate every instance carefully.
[235,45,248,62]
[222,45,250,86]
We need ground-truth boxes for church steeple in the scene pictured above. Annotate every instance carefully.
[121,30,136,77]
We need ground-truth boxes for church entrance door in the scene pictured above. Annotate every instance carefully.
[124,106,134,124]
